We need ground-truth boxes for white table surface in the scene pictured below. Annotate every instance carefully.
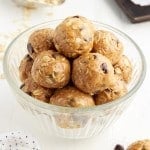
[0,0,150,149]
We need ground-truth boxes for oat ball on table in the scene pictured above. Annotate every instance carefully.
[127,140,150,150]
[53,15,95,58]
[27,28,55,59]
[93,30,124,65]
[72,53,115,95]
[19,54,33,82]
[31,50,70,88]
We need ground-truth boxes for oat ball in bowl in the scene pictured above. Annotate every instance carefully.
[93,30,124,65]
[72,53,115,95]
[27,28,55,59]
[31,50,70,88]
[53,16,94,58]
[20,76,53,103]
[3,19,146,139]
[50,86,95,107]
[50,86,95,128]
[19,54,33,82]
[114,55,133,83]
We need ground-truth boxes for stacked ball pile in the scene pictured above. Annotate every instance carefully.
[19,15,132,108]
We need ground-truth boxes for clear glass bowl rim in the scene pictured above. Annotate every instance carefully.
[3,19,146,113]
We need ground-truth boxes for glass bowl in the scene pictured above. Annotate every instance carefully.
[3,20,146,139]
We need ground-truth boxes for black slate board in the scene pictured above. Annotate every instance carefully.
[115,0,150,23]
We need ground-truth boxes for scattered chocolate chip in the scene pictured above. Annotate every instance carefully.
[101,63,108,74]
[114,144,124,150]
[27,43,34,54]
[20,83,25,89]
[73,15,79,18]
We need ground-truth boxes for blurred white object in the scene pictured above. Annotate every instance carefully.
[131,0,150,6]
[0,131,40,150]
[13,0,65,8]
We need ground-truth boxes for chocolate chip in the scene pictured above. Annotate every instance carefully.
[52,53,57,59]
[114,144,124,150]
[69,98,76,106]
[83,37,92,42]
[27,43,34,54]
[105,88,111,92]
[116,40,119,47]
[79,26,85,31]
[20,83,25,89]
[26,54,32,61]
[45,94,50,100]
[27,91,32,96]
[83,38,88,42]
[73,15,79,18]
[101,63,108,74]
[93,55,97,59]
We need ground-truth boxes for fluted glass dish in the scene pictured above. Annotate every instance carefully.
[3,20,146,139]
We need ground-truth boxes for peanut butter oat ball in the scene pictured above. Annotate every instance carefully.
[95,78,127,105]
[20,76,53,103]
[53,16,95,58]
[27,28,54,59]
[31,50,70,88]
[127,140,150,150]
[93,30,124,65]
[19,54,33,82]
[50,86,95,107]
[114,55,132,83]
[72,53,115,95]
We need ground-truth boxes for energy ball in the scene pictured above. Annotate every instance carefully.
[31,50,70,88]
[72,53,115,95]
[20,76,53,103]
[53,15,94,58]
[19,54,33,82]
[50,86,95,107]
[94,78,127,105]
[93,30,123,65]
[127,140,150,150]
[27,28,54,59]
[114,55,132,83]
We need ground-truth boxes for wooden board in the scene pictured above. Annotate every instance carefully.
[115,0,150,23]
